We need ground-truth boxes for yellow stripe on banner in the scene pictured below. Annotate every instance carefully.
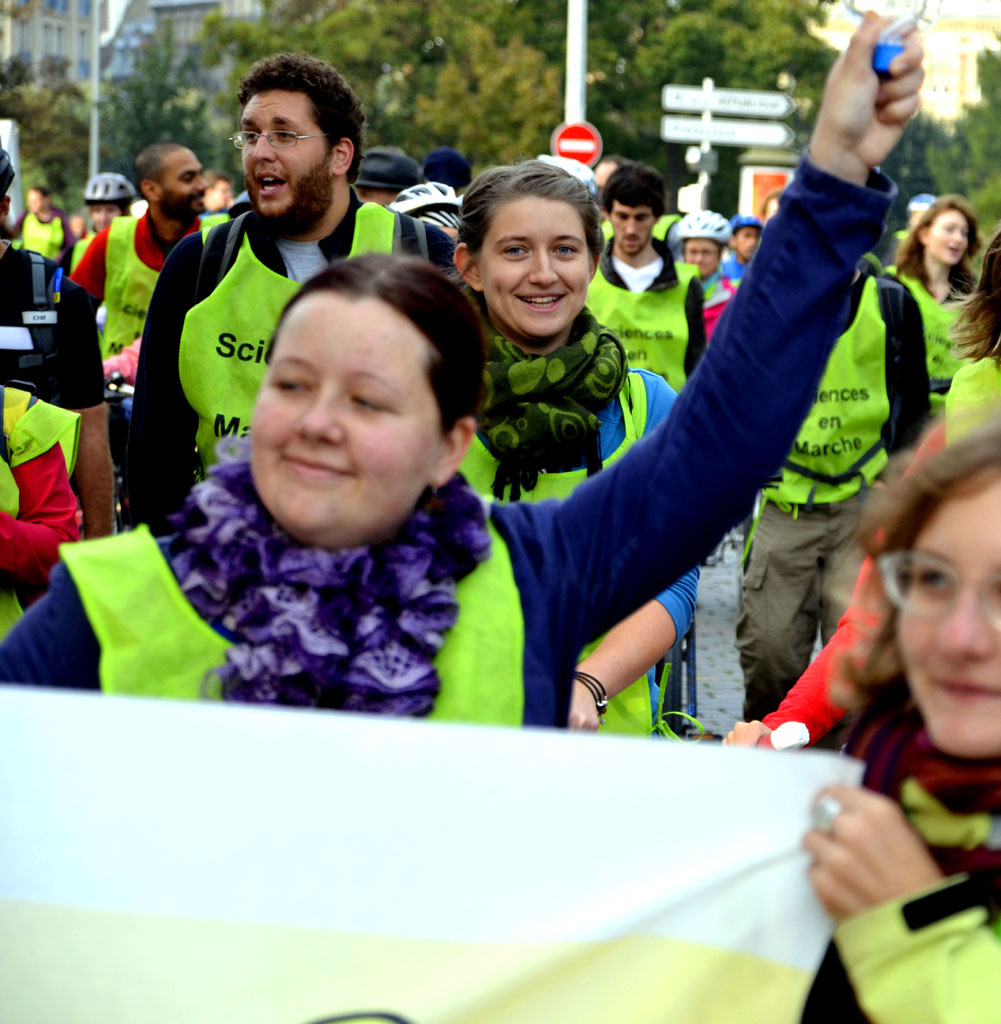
[0,899,813,1024]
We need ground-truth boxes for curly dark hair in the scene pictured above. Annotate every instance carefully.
[601,162,666,220]
[237,53,366,182]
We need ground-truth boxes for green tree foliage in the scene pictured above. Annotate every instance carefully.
[201,0,558,165]
[879,113,954,232]
[101,24,220,180]
[926,45,1001,232]
[463,0,837,208]
[200,0,835,208]
[590,0,837,211]
[416,23,561,165]
[0,56,90,205]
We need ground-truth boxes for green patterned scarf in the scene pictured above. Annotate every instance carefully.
[480,308,628,500]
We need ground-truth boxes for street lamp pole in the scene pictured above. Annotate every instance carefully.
[564,0,587,123]
[88,0,100,178]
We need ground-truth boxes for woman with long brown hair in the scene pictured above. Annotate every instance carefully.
[803,414,1001,1021]
[893,194,979,408]
[943,220,1001,438]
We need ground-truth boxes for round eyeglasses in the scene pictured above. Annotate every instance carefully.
[229,131,329,150]
[876,550,1001,631]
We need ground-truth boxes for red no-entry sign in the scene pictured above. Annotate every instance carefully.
[550,121,603,167]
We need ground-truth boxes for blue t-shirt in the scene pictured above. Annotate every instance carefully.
[720,254,747,281]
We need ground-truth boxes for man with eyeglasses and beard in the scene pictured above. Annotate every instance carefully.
[72,143,207,360]
[126,53,455,534]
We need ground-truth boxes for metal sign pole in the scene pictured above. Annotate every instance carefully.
[698,77,713,210]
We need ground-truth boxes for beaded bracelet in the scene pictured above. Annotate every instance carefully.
[574,670,608,725]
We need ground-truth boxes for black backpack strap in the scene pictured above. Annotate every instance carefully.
[194,212,251,305]
[23,251,57,357]
[28,250,49,310]
[782,439,887,509]
[0,383,7,465]
[18,252,61,404]
[876,275,908,450]
[393,211,429,259]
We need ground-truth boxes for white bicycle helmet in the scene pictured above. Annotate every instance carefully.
[677,210,732,245]
[907,192,936,215]
[84,172,136,205]
[390,181,461,231]
[536,155,599,198]
[0,147,14,197]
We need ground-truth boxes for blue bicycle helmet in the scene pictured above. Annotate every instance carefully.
[729,213,762,232]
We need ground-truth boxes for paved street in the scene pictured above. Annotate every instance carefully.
[689,534,746,738]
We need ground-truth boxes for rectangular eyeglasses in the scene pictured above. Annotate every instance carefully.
[229,131,329,150]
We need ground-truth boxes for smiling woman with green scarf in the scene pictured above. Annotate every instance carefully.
[454,160,699,735]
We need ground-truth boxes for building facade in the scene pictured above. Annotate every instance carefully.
[1,0,99,81]
[815,2,1001,122]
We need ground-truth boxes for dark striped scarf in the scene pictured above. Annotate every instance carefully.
[847,703,1001,903]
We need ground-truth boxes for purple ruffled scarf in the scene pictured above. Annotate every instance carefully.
[168,439,491,715]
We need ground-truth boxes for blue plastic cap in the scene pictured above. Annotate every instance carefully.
[873,41,905,76]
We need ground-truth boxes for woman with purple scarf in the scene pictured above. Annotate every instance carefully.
[0,20,923,731]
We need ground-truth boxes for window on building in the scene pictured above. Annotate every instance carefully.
[80,0,91,14]
[43,24,53,56]
[56,25,64,55]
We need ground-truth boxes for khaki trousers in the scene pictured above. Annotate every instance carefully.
[736,494,864,723]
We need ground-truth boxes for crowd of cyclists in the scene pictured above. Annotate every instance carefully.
[0,15,999,1021]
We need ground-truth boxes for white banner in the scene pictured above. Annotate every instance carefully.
[0,686,861,1023]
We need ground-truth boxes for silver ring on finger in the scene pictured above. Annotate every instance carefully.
[812,794,843,834]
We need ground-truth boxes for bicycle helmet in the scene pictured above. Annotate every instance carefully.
[536,155,599,198]
[0,147,14,198]
[84,172,136,205]
[389,181,462,230]
[729,213,762,233]
[906,192,936,215]
[677,210,732,245]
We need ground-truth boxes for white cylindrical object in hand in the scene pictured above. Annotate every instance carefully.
[770,721,811,751]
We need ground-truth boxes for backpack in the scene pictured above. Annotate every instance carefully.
[194,209,430,306]
[15,251,61,406]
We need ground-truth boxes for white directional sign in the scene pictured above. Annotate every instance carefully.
[660,115,795,149]
[662,84,796,118]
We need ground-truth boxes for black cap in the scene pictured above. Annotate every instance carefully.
[0,148,14,198]
[422,146,471,189]
[356,147,420,190]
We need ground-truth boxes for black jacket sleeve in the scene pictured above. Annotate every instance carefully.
[683,276,707,379]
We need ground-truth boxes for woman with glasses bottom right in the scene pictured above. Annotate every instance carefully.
[801,414,1001,1023]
